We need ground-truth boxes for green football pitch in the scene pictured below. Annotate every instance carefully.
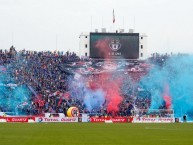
[0,123,193,145]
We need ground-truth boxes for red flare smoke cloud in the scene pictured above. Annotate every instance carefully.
[87,39,123,113]
[163,83,172,109]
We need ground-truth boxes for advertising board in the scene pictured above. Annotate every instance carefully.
[90,117,128,123]
[36,117,78,123]
[132,117,175,123]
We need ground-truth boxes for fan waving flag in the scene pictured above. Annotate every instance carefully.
[113,9,115,23]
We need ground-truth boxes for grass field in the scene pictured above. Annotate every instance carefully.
[0,123,193,145]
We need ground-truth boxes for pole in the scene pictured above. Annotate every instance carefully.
[102,16,104,28]
[12,32,13,46]
[123,16,124,30]
[133,16,135,32]
[113,23,114,32]
[113,9,115,32]
[56,34,58,51]
[91,16,92,32]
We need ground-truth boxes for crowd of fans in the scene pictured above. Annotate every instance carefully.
[0,47,171,117]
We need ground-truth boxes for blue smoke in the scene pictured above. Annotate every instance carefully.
[140,55,193,120]
[0,69,32,115]
[68,75,105,112]
[84,88,105,112]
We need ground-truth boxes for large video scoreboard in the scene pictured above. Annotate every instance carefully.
[90,33,139,59]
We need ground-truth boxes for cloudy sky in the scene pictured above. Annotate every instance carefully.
[0,0,193,54]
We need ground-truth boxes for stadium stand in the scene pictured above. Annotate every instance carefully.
[0,47,170,117]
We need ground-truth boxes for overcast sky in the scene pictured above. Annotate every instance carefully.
[0,0,193,54]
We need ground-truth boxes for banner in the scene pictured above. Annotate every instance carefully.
[128,116,134,123]
[82,114,89,122]
[132,117,175,123]
[0,119,6,122]
[90,117,128,123]
[36,117,78,123]
[0,117,35,123]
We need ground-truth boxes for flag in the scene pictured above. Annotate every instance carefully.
[61,92,70,100]
[49,91,70,100]
[0,66,6,72]
[58,97,63,106]
[58,92,70,106]
[113,9,115,23]
[17,102,28,108]
[49,91,60,97]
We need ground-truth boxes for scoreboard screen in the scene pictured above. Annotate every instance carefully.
[90,33,139,59]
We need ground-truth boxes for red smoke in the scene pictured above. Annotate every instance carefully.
[86,39,124,113]
[88,73,123,113]
[163,95,172,109]
[103,77,123,113]
[95,38,111,59]
[163,84,172,109]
